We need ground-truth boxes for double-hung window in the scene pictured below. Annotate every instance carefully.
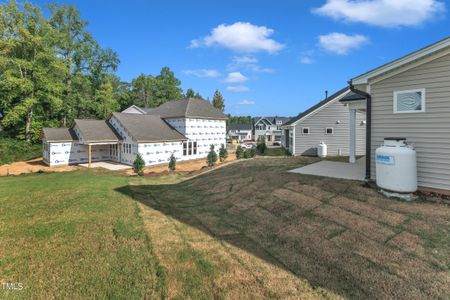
[394,89,425,113]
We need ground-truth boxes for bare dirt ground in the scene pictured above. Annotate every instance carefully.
[125,157,450,299]
[0,157,78,176]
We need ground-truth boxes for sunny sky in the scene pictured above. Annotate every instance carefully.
[30,0,449,116]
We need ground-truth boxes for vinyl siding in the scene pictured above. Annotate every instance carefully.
[370,52,450,190]
[293,99,366,156]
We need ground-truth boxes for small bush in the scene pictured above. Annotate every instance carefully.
[248,148,256,158]
[206,145,218,167]
[235,145,244,159]
[168,153,176,171]
[133,153,145,176]
[0,138,42,165]
[219,144,228,162]
[256,136,267,154]
[243,150,249,159]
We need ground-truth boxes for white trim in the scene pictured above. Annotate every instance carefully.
[301,127,310,135]
[292,126,295,155]
[289,89,351,126]
[353,37,450,85]
[393,88,426,114]
[325,127,334,135]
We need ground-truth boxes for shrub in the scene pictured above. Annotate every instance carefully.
[235,145,244,159]
[256,136,267,154]
[133,153,145,176]
[206,145,218,167]
[219,144,228,162]
[248,148,256,158]
[168,153,176,171]
[0,138,42,165]
[243,150,249,159]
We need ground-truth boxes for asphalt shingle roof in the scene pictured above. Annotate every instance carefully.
[227,123,252,131]
[112,112,187,142]
[147,98,227,120]
[340,91,367,102]
[284,87,350,126]
[42,128,79,142]
[74,119,122,143]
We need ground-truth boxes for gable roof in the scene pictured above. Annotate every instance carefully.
[42,128,79,142]
[147,98,227,120]
[283,87,350,126]
[228,123,252,131]
[111,112,187,143]
[340,91,367,102]
[74,119,122,143]
[352,36,450,85]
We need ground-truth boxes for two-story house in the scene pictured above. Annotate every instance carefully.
[253,116,290,144]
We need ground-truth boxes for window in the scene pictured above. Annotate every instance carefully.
[325,128,334,135]
[188,142,192,155]
[302,127,310,134]
[394,89,425,113]
[183,141,187,156]
[193,142,197,155]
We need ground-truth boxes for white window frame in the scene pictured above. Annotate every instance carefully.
[393,88,426,114]
[325,127,334,135]
[301,127,310,135]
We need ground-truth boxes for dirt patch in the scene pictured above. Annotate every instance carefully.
[0,158,78,176]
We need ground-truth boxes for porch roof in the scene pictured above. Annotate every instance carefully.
[74,119,122,143]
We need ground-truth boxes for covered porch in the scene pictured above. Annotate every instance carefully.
[341,93,367,164]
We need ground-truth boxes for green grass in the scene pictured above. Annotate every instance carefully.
[0,170,164,299]
[0,138,42,165]
[262,147,290,157]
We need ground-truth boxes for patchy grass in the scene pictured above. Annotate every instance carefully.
[0,138,42,165]
[122,156,450,299]
[262,147,290,157]
[0,170,164,299]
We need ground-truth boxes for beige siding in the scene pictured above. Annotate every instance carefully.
[294,99,366,156]
[370,53,450,190]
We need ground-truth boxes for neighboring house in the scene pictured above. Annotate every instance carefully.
[253,116,290,144]
[227,123,252,142]
[281,87,366,156]
[121,105,153,114]
[41,98,227,167]
[342,36,450,191]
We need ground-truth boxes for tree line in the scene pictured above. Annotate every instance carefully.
[0,1,226,142]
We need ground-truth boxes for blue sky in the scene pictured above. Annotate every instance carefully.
[31,0,449,116]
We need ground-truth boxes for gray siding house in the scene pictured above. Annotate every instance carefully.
[344,36,450,191]
[282,87,366,157]
[253,116,290,144]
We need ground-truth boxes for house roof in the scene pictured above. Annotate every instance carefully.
[352,36,450,85]
[340,91,367,102]
[283,87,350,126]
[147,98,227,120]
[74,119,122,143]
[42,128,79,142]
[227,123,252,131]
[111,112,187,142]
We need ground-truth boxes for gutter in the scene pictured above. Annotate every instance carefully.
[347,81,372,180]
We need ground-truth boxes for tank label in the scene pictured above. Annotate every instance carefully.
[376,154,395,165]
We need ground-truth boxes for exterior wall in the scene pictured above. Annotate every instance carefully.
[254,119,282,143]
[369,52,450,190]
[44,142,110,166]
[227,129,252,142]
[122,106,144,114]
[138,142,183,166]
[108,115,137,165]
[166,118,226,158]
[292,99,366,156]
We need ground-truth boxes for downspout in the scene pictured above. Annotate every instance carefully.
[348,81,372,180]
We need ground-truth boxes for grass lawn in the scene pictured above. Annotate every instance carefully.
[1,157,450,298]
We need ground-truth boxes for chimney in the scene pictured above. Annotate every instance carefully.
[325,90,328,99]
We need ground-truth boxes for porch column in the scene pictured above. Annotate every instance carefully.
[349,109,356,164]
[88,144,92,168]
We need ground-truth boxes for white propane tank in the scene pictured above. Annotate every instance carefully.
[375,138,417,193]
[317,142,327,158]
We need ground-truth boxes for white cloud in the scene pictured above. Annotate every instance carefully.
[226,85,250,92]
[299,50,315,64]
[223,72,248,83]
[183,69,221,78]
[239,99,255,105]
[318,32,368,55]
[190,22,284,53]
[313,0,446,27]
[227,55,274,73]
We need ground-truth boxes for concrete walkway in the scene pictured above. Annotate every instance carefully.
[79,161,131,171]
[289,157,366,181]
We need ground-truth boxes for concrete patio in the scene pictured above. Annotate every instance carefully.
[289,157,366,181]
[79,161,131,171]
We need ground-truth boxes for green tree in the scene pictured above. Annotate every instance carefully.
[212,90,225,111]
[153,67,183,105]
[257,136,267,154]
[94,80,119,119]
[235,145,244,159]
[0,1,65,141]
[168,152,176,171]
[219,144,228,162]
[133,153,145,176]
[185,88,203,99]
[131,74,155,108]
[206,145,218,167]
